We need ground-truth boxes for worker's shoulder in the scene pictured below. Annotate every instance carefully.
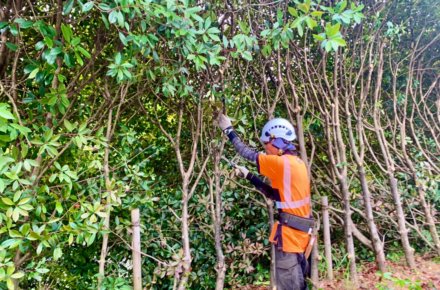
[258,153,284,164]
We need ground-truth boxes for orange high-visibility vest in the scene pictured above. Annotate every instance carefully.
[258,154,311,253]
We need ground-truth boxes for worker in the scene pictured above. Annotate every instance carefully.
[218,114,313,290]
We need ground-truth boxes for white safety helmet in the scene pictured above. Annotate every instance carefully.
[260,118,296,143]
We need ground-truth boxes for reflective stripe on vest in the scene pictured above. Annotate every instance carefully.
[275,155,310,210]
[276,196,311,209]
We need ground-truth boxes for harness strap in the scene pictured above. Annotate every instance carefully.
[279,212,315,233]
[275,223,283,250]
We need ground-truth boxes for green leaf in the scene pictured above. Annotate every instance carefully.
[63,119,74,132]
[82,1,94,12]
[28,68,39,79]
[119,32,127,45]
[37,243,43,254]
[63,0,74,15]
[9,24,18,36]
[6,42,19,52]
[0,179,5,193]
[338,0,347,12]
[311,11,324,18]
[12,208,20,221]
[0,105,15,120]
[333,37,346,47]
[108,10,118,24]
[204,17,212,30]
[325,23,341,38]
[10,123,31,135]
[115,52,122,64]
[71,37,80,46]
[50,47,62,57]
[86,233,96,246]
[238,21,249,34]
[207,27,220,34]
[297,23,304,37]
[185,6,202,15]
[241,51,252,61]
[99,3,111,11]
[0,156,15,169]
[1,239,20,248]
[0,22,8,29]
[11,272,24,279]
[14,18,33,29]
[2,197,14,206]
[53,247,62,260]
[298,2,310,13]
[77,46,91,58]
[9,230,22,238]
[36,268,49,274]
[7,278,14,290]
[305,17,317,29]
[61,24,72,43]
[35,41,45,50]
[313,33,325,41]
[116,11,124,27]
[18,197,31,205]
[288,7,298,17]
[208,33,220,42]
[13,190,22,203]
[55,201,63,214]
[28,232,40,241]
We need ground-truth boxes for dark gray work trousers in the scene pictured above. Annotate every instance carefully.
[275,249,308,290]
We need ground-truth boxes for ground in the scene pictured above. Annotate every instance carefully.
[319,254,440,290]
[242,254,440,290]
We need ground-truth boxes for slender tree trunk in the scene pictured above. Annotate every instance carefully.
[322,196,333,280]
[177,181,191,290]
[388,175,416,268]
[131,208,142,290]
[311,240,319,290]
[415,184,440,256]
[266,199,276,289]
[213,153,226,290]
[340,182,358,286]
[98,109,113,288]
[357,166,386,272]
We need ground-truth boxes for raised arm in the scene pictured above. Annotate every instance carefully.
[234,166,279,200]
[218,114,259,163]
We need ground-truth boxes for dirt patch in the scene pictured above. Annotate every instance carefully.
[319,254,440,289]
[241,254,440,289]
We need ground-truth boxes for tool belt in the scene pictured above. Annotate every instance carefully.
[279,212,315,233]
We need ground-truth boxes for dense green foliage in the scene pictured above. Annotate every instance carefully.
[0,0,438,289]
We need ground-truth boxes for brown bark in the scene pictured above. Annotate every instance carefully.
[322,196,333,280]
[131,208,142,290]
[98,108,113,288]
[213,145,226,290]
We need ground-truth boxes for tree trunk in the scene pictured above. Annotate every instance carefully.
[341,182,358,286]
[214,154,226,290]
[415,184,440,256]
[310,240,319,290]
[131,208,142,290]
[388,175,416,268]
[357,166,386,272]
[266,199,276,289]
[177,182,191,290]
[322,196,333,280]
[98,109,113,288]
